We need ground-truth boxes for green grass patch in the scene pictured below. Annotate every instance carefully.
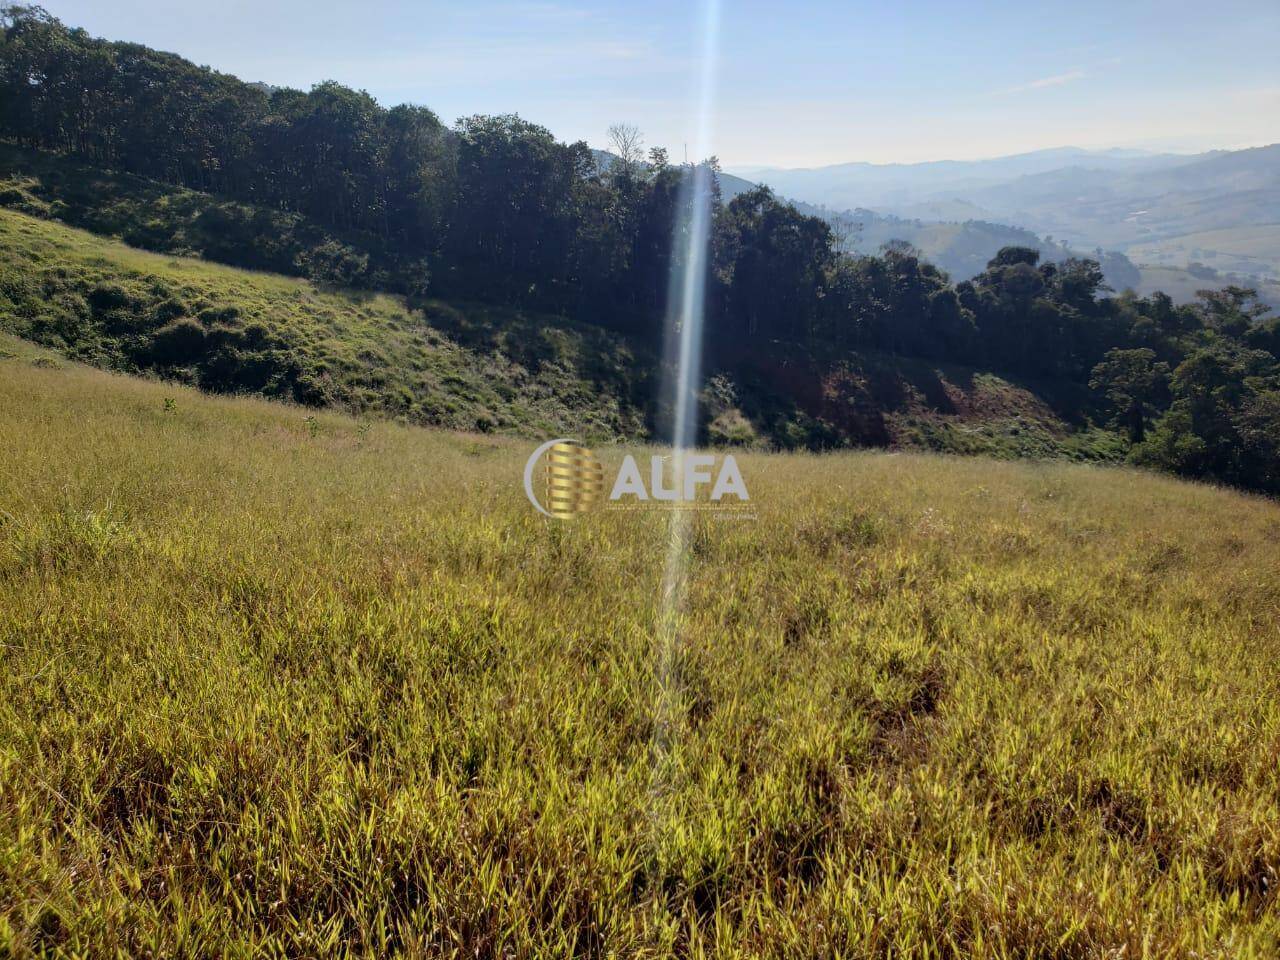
[0,208,650,440]
[1,351,1278,955]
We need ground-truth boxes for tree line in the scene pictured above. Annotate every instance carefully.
[1,5,1278,492]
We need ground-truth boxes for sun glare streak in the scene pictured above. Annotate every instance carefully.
[649,0,722,888]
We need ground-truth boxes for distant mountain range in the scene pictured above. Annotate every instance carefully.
[591,145,1280,307]
[726,144,1280,306]
[731,147,1197,208]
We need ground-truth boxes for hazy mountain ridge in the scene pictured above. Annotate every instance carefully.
[730,147,1203,208]
[729,144,1280,286]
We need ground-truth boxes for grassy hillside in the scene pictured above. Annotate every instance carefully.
[2,349,1278,956]
[838,208,1280,311]
[0,203,1122,462]
[707,346,1124,462]
[847,216,1053,283]
[1133,264,1280,311]
[893,145,1280,279]
[1129,226,1280,282]
[0,207,651,440]
[0,141,393,286]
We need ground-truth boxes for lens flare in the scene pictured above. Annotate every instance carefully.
[650,0,723,860]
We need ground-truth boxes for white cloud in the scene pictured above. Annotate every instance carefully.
[998,70,1087,95]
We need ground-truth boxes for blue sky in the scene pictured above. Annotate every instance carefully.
[41,0,1280,167]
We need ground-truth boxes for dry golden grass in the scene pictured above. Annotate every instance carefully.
[2,338,1279,957]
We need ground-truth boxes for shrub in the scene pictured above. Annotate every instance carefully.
[197,306,240,325]
[148,318,208,365]
[299,240,370,288]
[88,282,131,311]
[153,297,188,322]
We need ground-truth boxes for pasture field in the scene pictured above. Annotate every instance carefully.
[1,340,1279,957]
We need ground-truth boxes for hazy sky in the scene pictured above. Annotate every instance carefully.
[40,0,1280,168]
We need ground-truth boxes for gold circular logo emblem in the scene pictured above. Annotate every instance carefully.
[523,438,605,519]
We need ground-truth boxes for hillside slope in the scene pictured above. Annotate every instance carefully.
[0,142,391,287]
[735,144,1280,284]
[2,352,1278,954]
[0,205,1121,461]
[0,207,651,440]
[961,144,1280,260]
[845,210,1280,307]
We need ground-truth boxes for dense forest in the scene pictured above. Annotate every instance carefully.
[1,5,1278,493]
